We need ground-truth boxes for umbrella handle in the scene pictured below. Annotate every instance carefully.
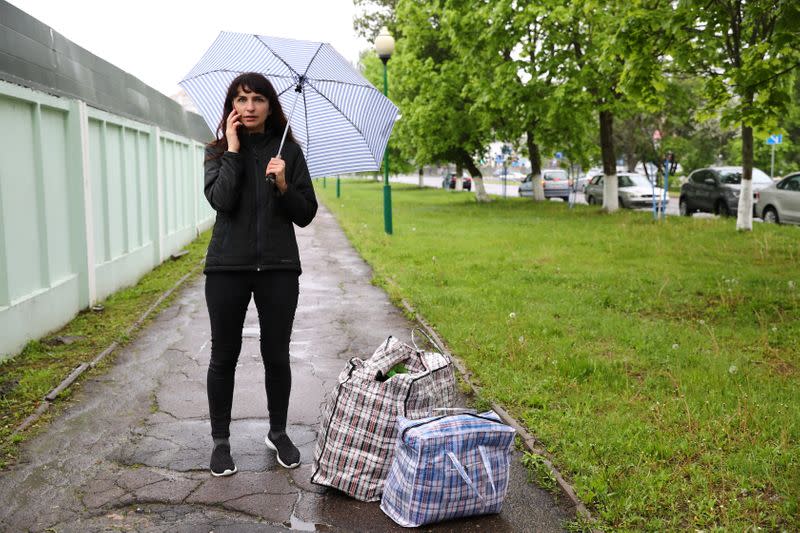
[265,155,282,185]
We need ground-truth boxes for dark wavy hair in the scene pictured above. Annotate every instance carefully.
[208,72,296,155]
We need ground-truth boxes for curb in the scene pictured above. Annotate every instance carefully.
[398,297,600,531]
[13,261,203,435]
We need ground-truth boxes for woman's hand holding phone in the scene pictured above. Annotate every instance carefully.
[226,109,242,153]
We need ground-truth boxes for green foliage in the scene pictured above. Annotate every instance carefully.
[522,452,558,492]
[670,0,800,187]
[318,180,800,530]
[446,0,597,169]
[353,0,397,40]
[353,0,800,185]
[389,0,494,172]
[359,49,415,174]
[725,128,797,177]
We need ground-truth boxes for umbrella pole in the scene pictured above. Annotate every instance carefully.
[267,89,301,185]
[277,89,302,158]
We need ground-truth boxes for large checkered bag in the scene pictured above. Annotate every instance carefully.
[380,411,516,527]
[311,334,457,501]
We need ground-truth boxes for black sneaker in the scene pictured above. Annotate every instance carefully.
[265,433,300,469]
[210,443,237,477]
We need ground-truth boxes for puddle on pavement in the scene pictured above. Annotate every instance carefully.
[289,340,312,360]
[242,327,260,338]
[288,514,317,531]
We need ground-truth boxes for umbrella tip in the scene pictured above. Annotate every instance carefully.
[295,75,306,93]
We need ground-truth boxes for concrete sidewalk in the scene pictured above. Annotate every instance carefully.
[0,204,574,532]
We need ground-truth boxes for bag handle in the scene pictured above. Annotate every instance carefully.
[411,327,446,357]
[369,336,421,377]
[478,445,498,499]
[432,407,477,415]
[400,412,502,441]
[446,445,496,507]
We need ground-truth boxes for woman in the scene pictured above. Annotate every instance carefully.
[203,72,317,476]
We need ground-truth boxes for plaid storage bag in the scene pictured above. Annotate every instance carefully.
[380,411,516,527]
[311,334,456,501]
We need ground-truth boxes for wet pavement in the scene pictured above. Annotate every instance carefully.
[0,203,574,532]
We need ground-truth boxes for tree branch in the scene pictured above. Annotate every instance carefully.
[739,60,800,91]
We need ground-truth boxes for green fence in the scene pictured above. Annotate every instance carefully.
[0,79,214,360]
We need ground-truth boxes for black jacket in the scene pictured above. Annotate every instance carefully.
[203,131,318,273]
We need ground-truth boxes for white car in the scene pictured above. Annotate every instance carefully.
[504,171,526,182]
[756,172,800,225]
[584,173,668,209]
[576,175,592,193]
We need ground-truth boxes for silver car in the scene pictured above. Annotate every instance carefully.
[519,169,570,201]
[756,172,800,225]
[584,173,667,209]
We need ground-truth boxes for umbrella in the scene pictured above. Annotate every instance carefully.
[179,32,399,178]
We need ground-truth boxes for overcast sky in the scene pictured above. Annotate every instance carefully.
[7,0,371,97]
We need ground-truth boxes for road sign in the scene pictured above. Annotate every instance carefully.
[766,134,783,145]
[555,152,563,159]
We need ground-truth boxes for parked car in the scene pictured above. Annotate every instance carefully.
[583,172,667,209]
[576,174,592,193]
[519,169,570,201]
[679,166,773,217]
[755,172,800,225]
[494,169,524,181]
[441,172,472,191]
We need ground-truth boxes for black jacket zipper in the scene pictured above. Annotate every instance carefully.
[254,154,263,270]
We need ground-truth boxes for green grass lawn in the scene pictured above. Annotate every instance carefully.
[316,180,799,531]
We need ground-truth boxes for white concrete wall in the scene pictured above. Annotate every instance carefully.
[0,80,214,360]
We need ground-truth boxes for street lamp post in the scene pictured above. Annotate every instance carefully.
[375,26,395,235]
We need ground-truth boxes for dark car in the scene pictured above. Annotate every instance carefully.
[441,173,472,191]
[679,166,773,217]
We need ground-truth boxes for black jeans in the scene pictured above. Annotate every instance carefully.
[205,270,299,439]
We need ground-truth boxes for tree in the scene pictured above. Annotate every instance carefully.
[544,0,638,212]
[390,0,495,201]
[359,50,415,178]
[673,0,800,230]
[443,0,595,202]
[353,0,397,40]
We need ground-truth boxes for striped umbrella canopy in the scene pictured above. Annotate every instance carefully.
[180,32,399,178]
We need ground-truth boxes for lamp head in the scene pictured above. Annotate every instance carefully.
[375,26,395,61]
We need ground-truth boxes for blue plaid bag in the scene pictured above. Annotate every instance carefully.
[380,411,516,527]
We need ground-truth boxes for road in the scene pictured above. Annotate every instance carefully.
[389,175,681,216]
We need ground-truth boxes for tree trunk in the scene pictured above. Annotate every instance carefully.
[600,110,619,212]
[642,160,651,182]
[418,167,424,188]
[455,162,463,190]
[463,156,491,203]
[736,123,754,231]
[626,149,637,172]
[526,132,545,201]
